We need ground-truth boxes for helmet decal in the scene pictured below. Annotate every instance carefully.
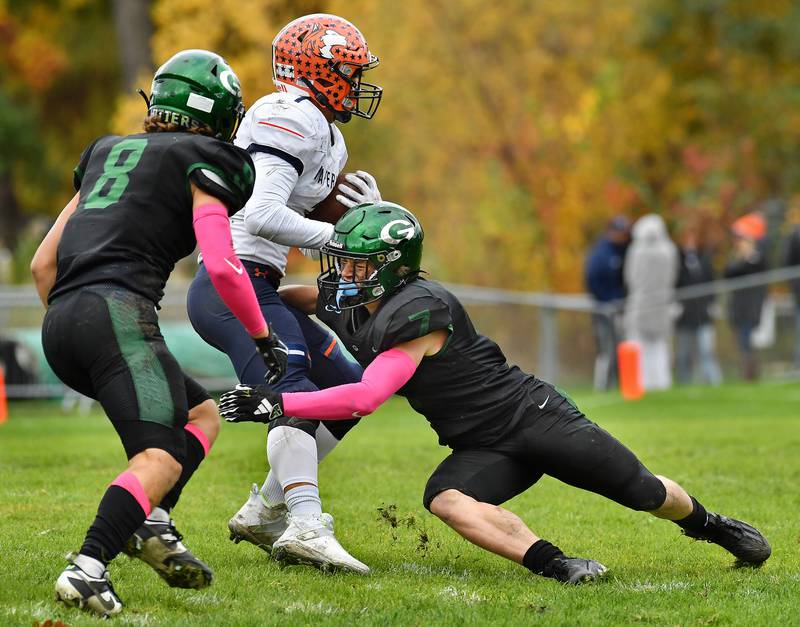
[299,27,349,60]
[380,220,415,245]
[219,69,240,95]
[187,92,214,113]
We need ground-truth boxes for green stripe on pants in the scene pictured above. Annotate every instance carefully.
[105,292,175,427]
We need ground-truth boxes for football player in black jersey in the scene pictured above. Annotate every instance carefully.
[30,50,289,617]
[220,202,771,584]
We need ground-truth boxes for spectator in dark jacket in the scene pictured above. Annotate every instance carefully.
[675,224,722,385]
[725,213,768,381]
[584,215,630,391]
[781,210,800,367]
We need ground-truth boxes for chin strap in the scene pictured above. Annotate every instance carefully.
[299,77,352,123]
[137,88,151,110]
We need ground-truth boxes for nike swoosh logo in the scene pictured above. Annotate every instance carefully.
[67,576,116,611]
[538,395,550,410]
[352,412,362,418]
[224,257,244,275]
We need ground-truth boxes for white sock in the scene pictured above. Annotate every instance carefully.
[261,424,340,505]
[267,425,319,486]
[267,425,322,515]
[74,553,105,578]
[284,484,322,517]
[147,506,170,523]
[261,472,285,507]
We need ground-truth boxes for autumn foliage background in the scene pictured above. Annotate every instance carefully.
[3,0,800,291]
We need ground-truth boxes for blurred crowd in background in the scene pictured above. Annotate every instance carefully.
[4,1,800,393]
[586,207,800,391]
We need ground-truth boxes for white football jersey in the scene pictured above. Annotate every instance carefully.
[230,93,347,274]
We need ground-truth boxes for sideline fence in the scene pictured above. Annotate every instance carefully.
[2,266,800,398]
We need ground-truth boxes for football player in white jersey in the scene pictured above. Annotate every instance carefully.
[187,14,383,573]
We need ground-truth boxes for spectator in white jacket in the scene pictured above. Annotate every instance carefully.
[624,214,678,390]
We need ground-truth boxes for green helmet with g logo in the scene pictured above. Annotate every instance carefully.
[318,202,424,310]
[147,49,244,142]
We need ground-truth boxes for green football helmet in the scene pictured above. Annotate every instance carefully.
[146,49,244,142]
[318,202,424,310]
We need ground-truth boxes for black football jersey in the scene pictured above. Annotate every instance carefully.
[49,132,255,305]
[316,278,544,448]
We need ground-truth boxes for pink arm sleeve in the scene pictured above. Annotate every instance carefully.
[193,203,267,336]
[283,348,419,419]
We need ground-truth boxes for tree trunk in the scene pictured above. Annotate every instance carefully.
[111,0,154,93]
[0,171,23,250]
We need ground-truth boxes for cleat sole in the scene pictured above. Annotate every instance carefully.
[271,546,368,574]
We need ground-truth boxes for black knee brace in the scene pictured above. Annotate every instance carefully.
[319,417,360,441]
[269,415,320,437]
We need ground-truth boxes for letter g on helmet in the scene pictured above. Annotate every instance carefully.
[317,202,424,309]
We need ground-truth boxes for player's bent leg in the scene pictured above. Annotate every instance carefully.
[424,449,606,584]
[428,490,606,584]
[235,422,350,553]
[649,475,771,566]
[267,422,369,573]
[429,489,539,560]
[123,376,220,589]
[538,397,771,567]
[55,448,181,616]
[124,398,218,590]
[229,418,318,552]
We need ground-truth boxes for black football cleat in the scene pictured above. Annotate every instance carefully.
[55,553,123,617]
[124,518,213,589]
[683,512,771,566]
[547,557,608,584]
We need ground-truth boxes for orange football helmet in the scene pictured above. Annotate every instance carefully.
[272,14,382,123]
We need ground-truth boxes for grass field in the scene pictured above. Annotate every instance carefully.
[1,382,798,626]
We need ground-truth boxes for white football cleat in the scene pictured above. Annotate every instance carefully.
[228,483,288,553]
[271,513,370,574]
[54,553,123,617]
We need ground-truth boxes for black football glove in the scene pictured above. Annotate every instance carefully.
[254,323,289,385]
[219,384,284,423]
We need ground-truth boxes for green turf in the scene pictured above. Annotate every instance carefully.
[1,383,798,626]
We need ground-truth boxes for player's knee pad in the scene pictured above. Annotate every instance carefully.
[269,415,319,437]
[266,425,318,488]
[614,467,667,511]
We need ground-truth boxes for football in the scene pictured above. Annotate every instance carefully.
[310,173,353,224]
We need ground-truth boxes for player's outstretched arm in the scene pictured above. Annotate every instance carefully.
[192,185,288,383]
[220,330,448,423]
[30,192,81,308]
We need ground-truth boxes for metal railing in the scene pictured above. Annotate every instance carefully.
[2,265,800,396]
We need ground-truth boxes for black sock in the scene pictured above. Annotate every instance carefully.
[674,496,709,533]
[157,428,207,513]
[523,539,566,576]
[80,485,148,563]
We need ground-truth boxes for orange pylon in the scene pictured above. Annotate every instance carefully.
[617,341,644,401]
[0,366,7,424]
